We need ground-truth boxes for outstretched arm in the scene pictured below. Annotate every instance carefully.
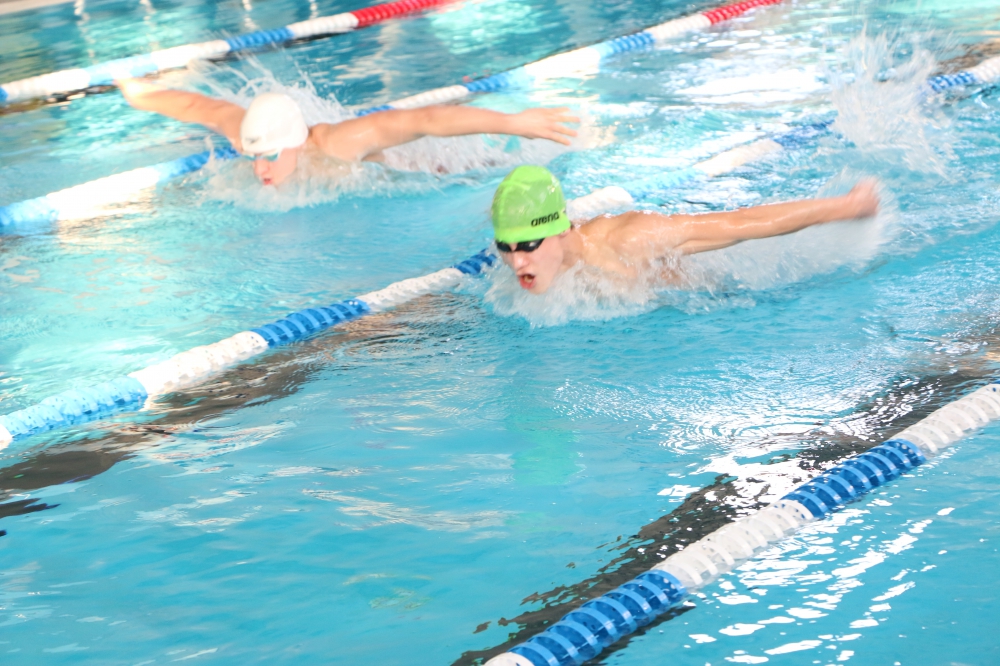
[613,180,880,258]
[311,105,579,162]
[117,78,246,148]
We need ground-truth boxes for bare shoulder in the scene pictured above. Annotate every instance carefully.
[576,213,621,243]
[595,210,691,260]
[310,120,360,160]
[311,113,392,161]
[616,209,686,241]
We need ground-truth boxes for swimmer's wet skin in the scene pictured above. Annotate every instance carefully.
[491,166,881,294]
[117,78,579,186]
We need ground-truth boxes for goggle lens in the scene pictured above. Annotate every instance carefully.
[495,238,545,253]
[242,150,282,162]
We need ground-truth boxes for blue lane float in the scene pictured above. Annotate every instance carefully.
[0,249,496,447]
[358,0,783,114]
[926,55,1000,94]
[484,387,1000,666]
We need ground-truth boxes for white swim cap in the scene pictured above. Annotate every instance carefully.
[239,93,309,156]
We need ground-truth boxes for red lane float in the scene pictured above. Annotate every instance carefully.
[703,0,782,24]
[353,0,452,27]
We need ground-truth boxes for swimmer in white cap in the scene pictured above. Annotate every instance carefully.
[117,78,578,187]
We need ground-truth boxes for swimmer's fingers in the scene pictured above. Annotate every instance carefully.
[544,107,582,124]
[116,77,165,103]
[543,125,580,145]
[541,126,578,146]
[514,108,581,144]
[846,178,880,218]
[553,124,579,142]
[530,119,577,145]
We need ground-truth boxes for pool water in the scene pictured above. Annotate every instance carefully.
[2,0,1000,664]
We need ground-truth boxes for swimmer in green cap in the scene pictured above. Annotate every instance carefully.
[491,166,880,293]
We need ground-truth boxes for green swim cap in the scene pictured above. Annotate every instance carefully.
[491,166,571,244]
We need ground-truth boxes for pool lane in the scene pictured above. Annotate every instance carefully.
[1,291,998,665]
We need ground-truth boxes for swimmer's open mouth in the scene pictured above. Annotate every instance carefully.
[518,273,535,289]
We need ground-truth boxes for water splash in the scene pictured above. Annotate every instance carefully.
[482,259,662,327]
[830,31,955,176]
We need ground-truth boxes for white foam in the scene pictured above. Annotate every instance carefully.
[680,66,826,105]
[379,132,568,175]
[482,259,662,327]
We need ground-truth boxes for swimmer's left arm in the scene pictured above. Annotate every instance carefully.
[117,78,245,146]
[312,106,580,161]
[616,181,880,258]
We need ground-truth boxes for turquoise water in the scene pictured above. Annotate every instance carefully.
[3,0,1000,663]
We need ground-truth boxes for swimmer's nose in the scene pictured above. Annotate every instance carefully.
[253,160,270,179]
[509,252,531,270]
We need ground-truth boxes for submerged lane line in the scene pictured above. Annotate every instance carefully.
[481,382,1000,666]
[0,0,456,106]
[0,0,785,229]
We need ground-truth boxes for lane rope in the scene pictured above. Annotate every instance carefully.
[356,0,783,114]
[0,0,786,229]
[927,56,1000,93]
[0,0,454,105]
[0,118,835,450]
[0,147,238,227]
[6,3,998,231]
[482,381,1000,666]
[0,250,494,449]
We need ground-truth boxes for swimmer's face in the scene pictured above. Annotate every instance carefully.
[500,233,565,294]
[253,146,299,186]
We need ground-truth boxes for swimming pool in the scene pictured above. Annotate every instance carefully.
[3,0,1000,663]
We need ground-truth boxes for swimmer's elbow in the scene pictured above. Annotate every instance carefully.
[675,238,740,255]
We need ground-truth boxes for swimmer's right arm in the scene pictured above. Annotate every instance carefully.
[117,78,246,147]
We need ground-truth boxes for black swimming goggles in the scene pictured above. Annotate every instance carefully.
[495,238,545,253]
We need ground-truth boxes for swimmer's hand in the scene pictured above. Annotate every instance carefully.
[845,178,880,219]
[116,77,168,109]
[508,107,580,146]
